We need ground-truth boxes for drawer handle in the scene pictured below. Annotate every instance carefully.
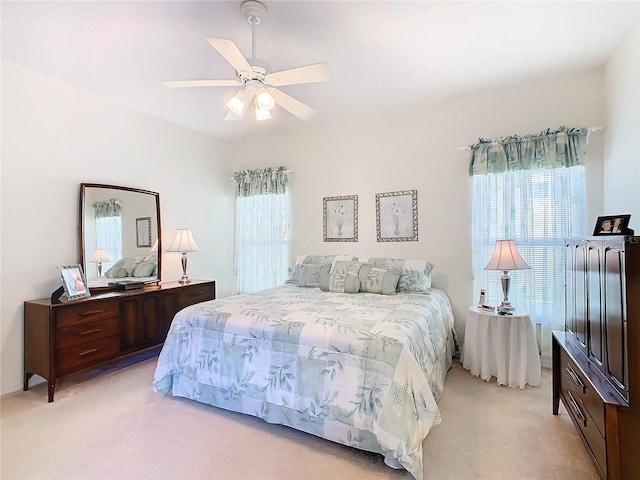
[79,328,102,336]
[565,365,586,392]
[79,309,103,317]
[567,390,586,426]
[78,348,99,356]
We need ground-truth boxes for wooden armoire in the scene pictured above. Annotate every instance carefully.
[552,236,639,479]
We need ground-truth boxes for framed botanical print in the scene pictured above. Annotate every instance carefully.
[376,189,418,242]
[136,217,152,248]
[323,195,358,242]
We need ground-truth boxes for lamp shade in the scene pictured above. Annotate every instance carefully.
[90,248,110,263]
[150,239,158,252]
[167,229,199,253]
[484,240,530,271]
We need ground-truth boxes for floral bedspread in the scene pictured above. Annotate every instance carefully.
[153,285,455,479]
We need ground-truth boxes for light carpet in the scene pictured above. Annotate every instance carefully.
[1,354,599,480]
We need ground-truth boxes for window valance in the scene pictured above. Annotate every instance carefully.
[468,126,591,176]
[233,166,289,198]
[93,199,122,218]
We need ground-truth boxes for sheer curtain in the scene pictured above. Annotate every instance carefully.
[469,127,589,358]
[234,167,290,294]
[94,199,122,272]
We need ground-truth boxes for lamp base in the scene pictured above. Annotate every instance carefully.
[497,303,514,315]
[179,254,191,284]
[498,271,515,315]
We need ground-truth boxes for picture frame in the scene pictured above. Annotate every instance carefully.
[136,216,152,247]
[593,214,632,236]
[57,264,91,301]
[323,195,358,242]
[376,189,418,242]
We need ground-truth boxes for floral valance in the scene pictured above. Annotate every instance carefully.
[233,166,289,198]
[468,126,590,176]
[93,199,122,218]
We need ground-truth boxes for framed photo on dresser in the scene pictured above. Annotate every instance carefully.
[57,264,91,300]
[593,214,631,235]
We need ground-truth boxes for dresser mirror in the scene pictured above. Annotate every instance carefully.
[79,183,161,290]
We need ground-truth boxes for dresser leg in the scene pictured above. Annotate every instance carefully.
[48,382,55,403]
[23,372,33,391]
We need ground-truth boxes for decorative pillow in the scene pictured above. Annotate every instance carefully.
[105,257,144,278]
[143,253,158,264]
[286,255,350,284]
[358,265,400,295]
[329,260,365,293]
[286,255,335,284]
[105,266,128,278]
[298,264,323,287]
[125,257,144,276]
[133,261,156,278]
[319,264,332,292]
[359,257,434,293]
[343,273,361,294]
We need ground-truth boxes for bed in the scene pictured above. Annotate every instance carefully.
[153,257,456,479]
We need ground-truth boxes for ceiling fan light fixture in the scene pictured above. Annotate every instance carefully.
[256,88,275,111]
[255,103,272,122]
[226,92,246,116]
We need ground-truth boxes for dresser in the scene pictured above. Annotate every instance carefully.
[24,280,215,402]
[552,237,639,479]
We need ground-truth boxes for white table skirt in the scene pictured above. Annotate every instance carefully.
[462,307,541,389]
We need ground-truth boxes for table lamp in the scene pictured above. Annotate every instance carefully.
[90,249,110,277]
[167,229,199,284]
[484,239,530,315]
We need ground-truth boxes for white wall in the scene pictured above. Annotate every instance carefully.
[0,61,236,395]
[604,25,640,223]
[228,68,606,355]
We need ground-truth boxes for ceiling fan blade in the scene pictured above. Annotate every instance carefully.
[224,88,256,121]
[264,63,331,87]
[162,79,241,88]
[268,88,317,121]
[205,36,253,77]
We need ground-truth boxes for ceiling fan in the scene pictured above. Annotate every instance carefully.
[163,0,331,122]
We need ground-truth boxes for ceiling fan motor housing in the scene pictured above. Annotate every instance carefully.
[241,1,267,25]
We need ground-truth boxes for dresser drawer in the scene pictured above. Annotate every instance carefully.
[559,347,605,436]
[56,300,119,328]
[56,335,119,376]
[176,283,214,309]
[56,318,119,349]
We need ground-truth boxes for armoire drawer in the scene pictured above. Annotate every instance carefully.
[559,347,605,436]
[560,387,606,476]
[56,318,119,349]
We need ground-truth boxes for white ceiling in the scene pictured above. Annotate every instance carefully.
[2,1,638,139]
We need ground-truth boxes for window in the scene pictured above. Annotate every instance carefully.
[472,166,587,344]
[235,192,290,294]
[95,216,122,272]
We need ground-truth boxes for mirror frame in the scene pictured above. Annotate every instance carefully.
[79,183,162,291]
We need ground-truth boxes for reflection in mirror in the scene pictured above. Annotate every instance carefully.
[80,183,161,290]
